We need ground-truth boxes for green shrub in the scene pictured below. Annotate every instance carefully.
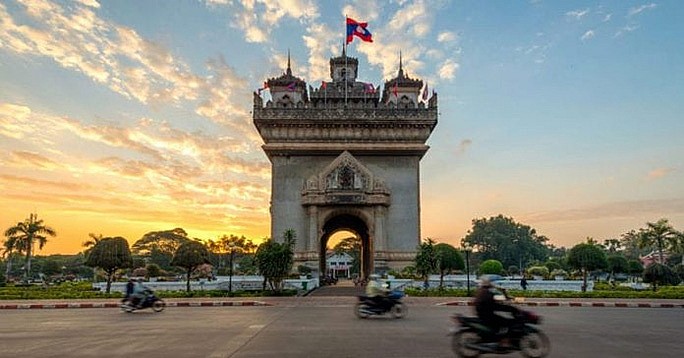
[527,266,550,278]
[479,260,504,275]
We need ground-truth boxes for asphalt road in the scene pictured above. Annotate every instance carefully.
[0,304,681,358]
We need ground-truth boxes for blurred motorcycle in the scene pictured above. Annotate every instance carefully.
[450,299,549,357]
[355,290,406,319]
[121,289,165,313]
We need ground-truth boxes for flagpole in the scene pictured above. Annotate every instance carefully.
[344,16,348,107]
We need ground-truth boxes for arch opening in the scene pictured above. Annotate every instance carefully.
[320,214,372,281]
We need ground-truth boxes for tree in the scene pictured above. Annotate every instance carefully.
[2,236,25,281]
[627,260,643,281]
[507,265,520,278]
[255,229,296,292]
[146,263,161,278]
[132,228,192,270]
[606,254,629,282]
[619,230,650,260]
[81,233,102,256]
[170,240,211,292]
[333,236,362,275]
[527,266,550,279]
[85,237,132,293]
[462,215,550,270]
[567,242,608,292]
[415,238,438,283]
[479,259,504,275]
[637,219,682,264]
[643,263,680,291]
[4,213,56,280]
[218,234,255,275]
[433,243,464,288]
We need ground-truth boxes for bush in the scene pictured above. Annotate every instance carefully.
[550,269,568,277]
[479,260,504,275]
[146,264,161,278]
[297,265,312,275]
[527,266,550,278]
[643,263,681,291]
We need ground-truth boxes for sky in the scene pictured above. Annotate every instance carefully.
[1,0,683,255]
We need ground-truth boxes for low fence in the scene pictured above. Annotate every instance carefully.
[93,275,592,293]
[92,275,320,293]
[402,275,592,292]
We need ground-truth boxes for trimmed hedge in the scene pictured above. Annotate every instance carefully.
[405,285,684,299]
[0,281,296,300]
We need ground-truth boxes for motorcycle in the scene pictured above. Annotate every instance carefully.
[450,303,550,357]
[121,290,166,313]
[355,290,406,319]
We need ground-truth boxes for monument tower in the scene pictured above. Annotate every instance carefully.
[253,50,438,278]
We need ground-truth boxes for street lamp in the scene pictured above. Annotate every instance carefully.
[462,242,472,296]
[228,242,236,295]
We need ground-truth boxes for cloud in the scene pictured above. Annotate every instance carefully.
[7,151,60,170]
[628,3,657,17]
[302,22,338,82]
[566,8,589,20]
[614,24,640,37]
[0,0,255,139]
[581,30,595,41]
[219,0,319,43]
[647,167,673,180]
[437,31,457,43]
[523,199,684,223]
[438,59,459,80]
[602,14,612,22]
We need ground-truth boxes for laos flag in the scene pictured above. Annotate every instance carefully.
[346,17,373,44]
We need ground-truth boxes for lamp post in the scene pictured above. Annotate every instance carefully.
[462,242,472,296]
[228,243,236,295]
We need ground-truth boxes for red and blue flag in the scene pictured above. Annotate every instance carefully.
[346,17,373,44]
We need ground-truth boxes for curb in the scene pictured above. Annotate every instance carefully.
[0,300,272,310]
[437,300,684,309]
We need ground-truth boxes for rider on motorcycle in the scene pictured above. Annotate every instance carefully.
[365,274,390,310]
[474,275,520,346]
[129,278,148,308]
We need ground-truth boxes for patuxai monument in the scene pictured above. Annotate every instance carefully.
[253,49,438,279]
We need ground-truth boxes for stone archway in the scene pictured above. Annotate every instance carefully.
[320,214,372,279]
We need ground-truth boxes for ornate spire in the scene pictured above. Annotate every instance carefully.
[286,49,292,76]
[342,43,346,58]
[398,51,404,78]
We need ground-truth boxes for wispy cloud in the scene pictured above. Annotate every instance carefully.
[438,59,459,80]
[566,8,590,20]
[437,31,457,43]
[581,30,595,41]
[218,0,319,43]
[628,3,657,17]
[523,199,684,223]
[614,24,640,37]
[0,0,256,142]
[602,14,612,22]
[647,167,673,180]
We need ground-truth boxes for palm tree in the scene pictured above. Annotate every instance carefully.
[2,236,25,280]
[638,219,681,264]
[4,213,56,280]
[82,233,102,256]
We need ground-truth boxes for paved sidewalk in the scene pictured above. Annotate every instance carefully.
[0,296,681,309]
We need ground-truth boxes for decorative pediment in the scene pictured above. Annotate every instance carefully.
[302,151,390,206]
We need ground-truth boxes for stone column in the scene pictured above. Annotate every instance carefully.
[308,205,318,254]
